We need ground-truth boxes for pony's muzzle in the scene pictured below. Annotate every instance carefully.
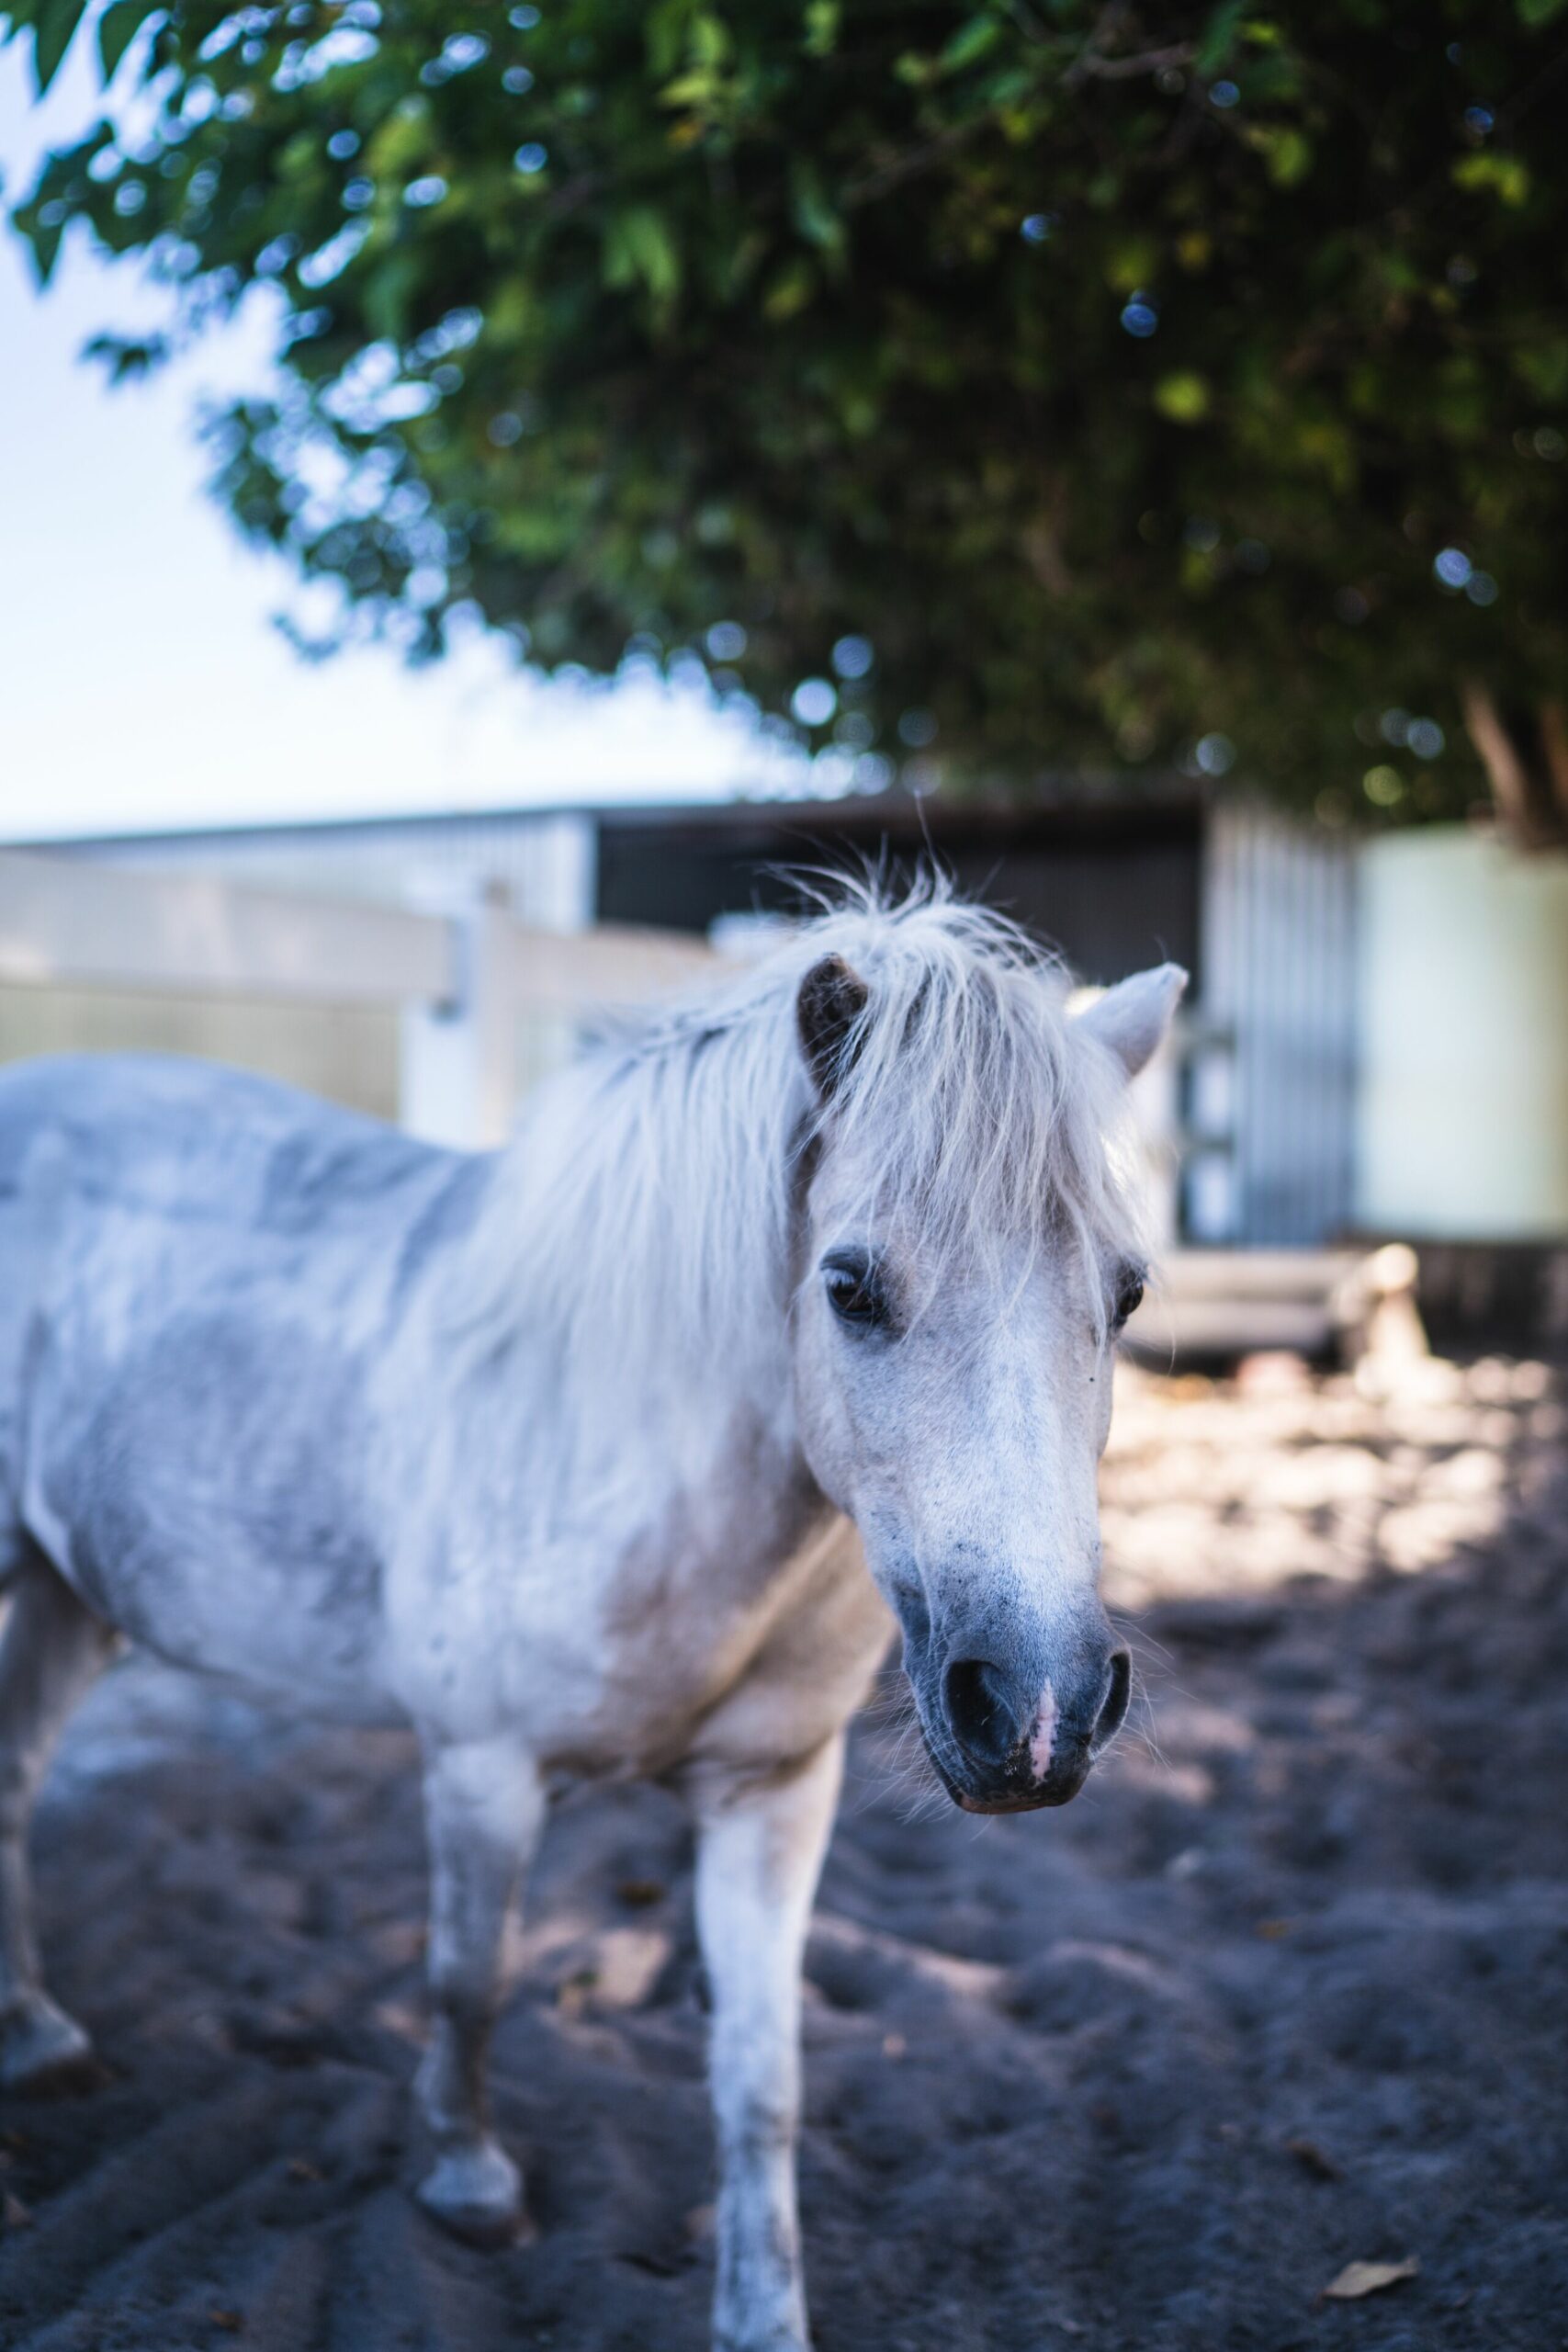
[938,1641,1131,1812]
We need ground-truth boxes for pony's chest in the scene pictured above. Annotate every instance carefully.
[577,1502,893,1781]
[577,1479,821,1748]
[390,1409,890,1770]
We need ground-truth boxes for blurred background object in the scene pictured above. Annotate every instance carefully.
[5,781,1562,1358]
[2,16,1566,2343]
[1,0,1565,1364]
[7,1,1568,838]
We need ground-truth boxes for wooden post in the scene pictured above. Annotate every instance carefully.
[399,885,516,1150]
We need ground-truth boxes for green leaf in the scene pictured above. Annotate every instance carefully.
[790,162,843,255]
[763,256,815,320]
[83,329,169,379]
[803,1,839,59]
[687,11,730,70]
[1106,234,1159,294]
[0,6,43,52]
[1517,0,1568,23]
[1155,371,1211,423]
[32,0,87,92]
[659,68,721,108]
[96,1,160,82]
[363,250,421,345]
[1514,337,1568,401]
[1195,0,1247,76]
[938,14,1001,77]
[19,203,64,284]
[1247,124,1313,187]
[1453,152,1531,208]
[645,0,695,81]
[603,205,682,306]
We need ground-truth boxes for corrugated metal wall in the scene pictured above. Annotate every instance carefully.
[1189,804,1359,1246]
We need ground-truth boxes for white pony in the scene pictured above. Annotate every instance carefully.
[0,881,1182,2352]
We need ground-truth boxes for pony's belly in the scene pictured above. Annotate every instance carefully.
[72,1536,392,1719]
[39,1501,394,1721]
[25,1306,398,1722]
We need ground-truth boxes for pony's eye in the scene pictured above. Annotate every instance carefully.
[823,1254,886,1330]
[1113,1269,1145,1329]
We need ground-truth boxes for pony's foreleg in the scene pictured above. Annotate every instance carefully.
[694,1731,845,2352]
[413,1732,546,2246]
[0,1544,117,2090]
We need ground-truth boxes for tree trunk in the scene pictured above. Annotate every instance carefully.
[1460,679,1568,851]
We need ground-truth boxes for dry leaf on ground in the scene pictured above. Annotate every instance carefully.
[1320,2256,1419,2301]
[1285,2135,1343,2181]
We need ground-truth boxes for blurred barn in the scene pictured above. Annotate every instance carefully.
[4,789,1564,1354]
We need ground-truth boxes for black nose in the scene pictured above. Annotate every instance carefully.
[942,1657,1031,1768]
[942,1645,1132,1778]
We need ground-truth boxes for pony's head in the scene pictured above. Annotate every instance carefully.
[784,886,1183,1813]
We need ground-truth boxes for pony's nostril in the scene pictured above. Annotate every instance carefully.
[943,1657,1023,1767]
[1092,1647,1132,1753]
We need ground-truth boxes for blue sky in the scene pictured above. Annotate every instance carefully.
[0,37,796,841]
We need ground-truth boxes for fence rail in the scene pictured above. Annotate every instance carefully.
[0,847,455,1005]
[0,849,725,1148]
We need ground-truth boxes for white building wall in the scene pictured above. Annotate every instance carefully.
[78,810,597,931]
[1357,829,1568,1239]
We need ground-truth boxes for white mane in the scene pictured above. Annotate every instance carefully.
[480,876,1145,1385]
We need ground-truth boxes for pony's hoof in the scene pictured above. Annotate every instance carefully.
[0,1993,96,2095]
[715,2331,814,2352]
[713,2285,813,2352]
[417,2140,530,2249]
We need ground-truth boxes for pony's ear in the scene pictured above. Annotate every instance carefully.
[796,954,869,1100]
[1075,962,1187,1080]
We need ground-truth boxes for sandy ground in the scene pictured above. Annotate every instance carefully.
[2,1354,1566,2352]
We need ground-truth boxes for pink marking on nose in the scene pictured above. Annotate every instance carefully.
[1029,1687,1057,1781]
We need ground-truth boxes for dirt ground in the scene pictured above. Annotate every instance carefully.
[3,1353,1565,2352]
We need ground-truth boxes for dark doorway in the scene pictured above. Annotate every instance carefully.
[593,795,1203,989]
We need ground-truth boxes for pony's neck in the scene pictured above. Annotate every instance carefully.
[460,1009,808,1467]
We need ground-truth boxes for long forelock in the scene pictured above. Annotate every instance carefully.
[495,874,1146,1374]
[792,878,1146,1318]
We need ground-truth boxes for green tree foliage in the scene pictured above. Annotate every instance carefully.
[6,2,1568,833]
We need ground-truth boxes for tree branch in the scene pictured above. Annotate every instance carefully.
[1538,697,1568,832]
[1065,42,1193,87]
[1460,676,1565,852]
[1461,675,1534,842]
[842,118,988,208]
